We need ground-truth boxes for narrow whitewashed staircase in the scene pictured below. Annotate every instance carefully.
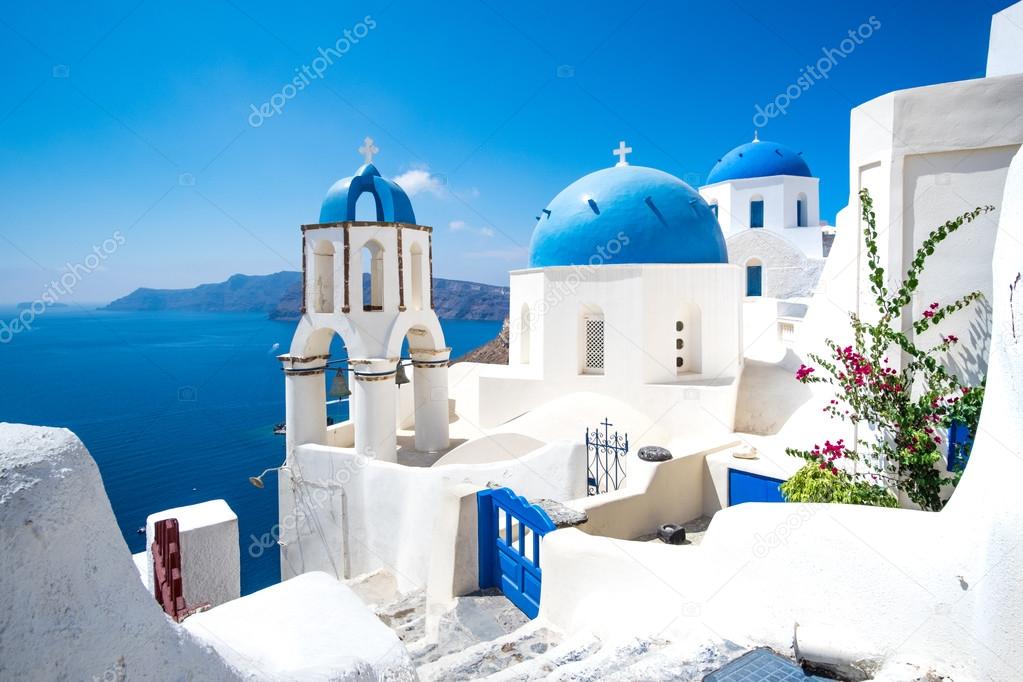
[345,569,745,680]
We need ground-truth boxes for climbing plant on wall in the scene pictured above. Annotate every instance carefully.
[782,189,993,511]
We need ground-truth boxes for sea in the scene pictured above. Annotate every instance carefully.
[0,306,500,594]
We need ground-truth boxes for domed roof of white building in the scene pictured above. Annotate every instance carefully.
[319,140,416,224]
[528,162,727,268]
[706,135,812,185]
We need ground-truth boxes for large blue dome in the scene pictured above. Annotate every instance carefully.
[528,165,727,268]
[706,139,811,185]
[319,163,416,224]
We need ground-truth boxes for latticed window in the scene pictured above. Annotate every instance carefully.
[584,316,605,373]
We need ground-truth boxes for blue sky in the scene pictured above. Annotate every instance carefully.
[0,0,1012,302]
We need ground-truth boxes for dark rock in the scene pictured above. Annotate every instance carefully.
[532,499,588,528]
[638,446,673,462]
[658,524,686,545]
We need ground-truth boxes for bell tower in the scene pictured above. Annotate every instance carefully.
[279,138,450,463]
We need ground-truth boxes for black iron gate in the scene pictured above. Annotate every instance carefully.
[586,418,629,495]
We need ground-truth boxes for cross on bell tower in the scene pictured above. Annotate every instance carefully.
[612,140,632,166]
[359,136,379,164]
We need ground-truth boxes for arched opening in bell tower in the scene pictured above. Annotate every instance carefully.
[312,240,335,313]
[362,240,385,310]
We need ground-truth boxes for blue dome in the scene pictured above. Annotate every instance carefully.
[319,163,416,224]
[528,165,727,268]
[706,139,811,185]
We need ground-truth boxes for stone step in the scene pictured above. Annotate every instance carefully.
[416,621,559,681]
[375,587,427,633]
[541,635,670,681]
[484,631,604,681]
[344,568,399,609]
[409,589,531,669]
[605,638,745,680]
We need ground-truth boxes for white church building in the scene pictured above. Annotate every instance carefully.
[698,133,828,301]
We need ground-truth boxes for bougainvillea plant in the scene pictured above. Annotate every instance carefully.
[782,189,993,511]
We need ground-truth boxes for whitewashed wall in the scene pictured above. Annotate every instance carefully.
[726,229,825,299]
[700,175,823,257]
[278,439,587,591]
[0,425,243,681]
[806,73,1023,384]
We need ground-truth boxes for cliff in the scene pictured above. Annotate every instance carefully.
[106,272,509,321]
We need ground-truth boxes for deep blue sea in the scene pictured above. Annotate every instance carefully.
[0,307,500,594]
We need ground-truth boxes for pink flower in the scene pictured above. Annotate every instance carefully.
[929,302,939,310]
[923,310,935,319]
[796,364,815,381]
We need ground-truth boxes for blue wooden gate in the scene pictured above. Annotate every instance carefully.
[728,469,785,505]
[477,488,556,618]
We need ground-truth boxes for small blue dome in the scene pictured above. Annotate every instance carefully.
[706,139,811,185]
[528,165,727,268]
[319,163,416,224]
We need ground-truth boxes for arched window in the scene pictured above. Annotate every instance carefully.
[580,305,605,375]
[796,192,808,227]
[409,243,424,311]
[746,258,763,297]
[312,240,334,313]
[362,240,384,310]
[749,195,764,228]
[519,303,531,365]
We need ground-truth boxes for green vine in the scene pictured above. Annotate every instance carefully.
[784,189,993,511]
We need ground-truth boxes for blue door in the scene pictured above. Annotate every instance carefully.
[478,488,557,618]
[746,265,762,297]
[728,469,785,505]
[947,421,973,471]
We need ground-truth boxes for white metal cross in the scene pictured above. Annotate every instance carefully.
[612,140,632,166]
[359,136,379,164]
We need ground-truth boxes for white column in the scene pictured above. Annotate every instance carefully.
[280,354,328,455]
[351,358,399,462]
[411,348,451,453]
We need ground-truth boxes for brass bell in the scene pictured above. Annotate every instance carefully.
[395,362,410,386]
[328,369,351,398]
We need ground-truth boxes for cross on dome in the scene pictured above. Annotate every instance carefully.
[612,140,632,166]
[359,136,379,164]
[753,130,760,143]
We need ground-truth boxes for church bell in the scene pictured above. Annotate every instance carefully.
[395,362,410,386]
[328,369,351,398]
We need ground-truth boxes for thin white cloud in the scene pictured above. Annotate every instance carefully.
[392,168,446,197]
[448,219,495,238]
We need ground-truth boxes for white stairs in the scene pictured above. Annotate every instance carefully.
[345,569,744,680]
